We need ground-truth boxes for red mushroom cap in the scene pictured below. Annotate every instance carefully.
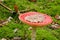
[19,12,52,27]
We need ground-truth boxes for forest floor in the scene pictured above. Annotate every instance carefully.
[0,0,60,40]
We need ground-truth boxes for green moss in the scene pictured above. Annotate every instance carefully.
[0,0,60,40]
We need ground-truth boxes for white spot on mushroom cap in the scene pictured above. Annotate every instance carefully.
[25,14,45,23]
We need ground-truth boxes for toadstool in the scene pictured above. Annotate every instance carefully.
[19,12,52,40]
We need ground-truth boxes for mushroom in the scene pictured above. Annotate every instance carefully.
[19,12,52,40]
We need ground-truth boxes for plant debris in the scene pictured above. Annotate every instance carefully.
[13,28,19,33]
[49,22,60,29]
[12,37,21,40]
[28,27,32,30]
[1,38,7,40]
[55,14,60,20]
[0,16,13,26]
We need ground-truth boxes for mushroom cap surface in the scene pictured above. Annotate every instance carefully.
[19,12,52,27]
